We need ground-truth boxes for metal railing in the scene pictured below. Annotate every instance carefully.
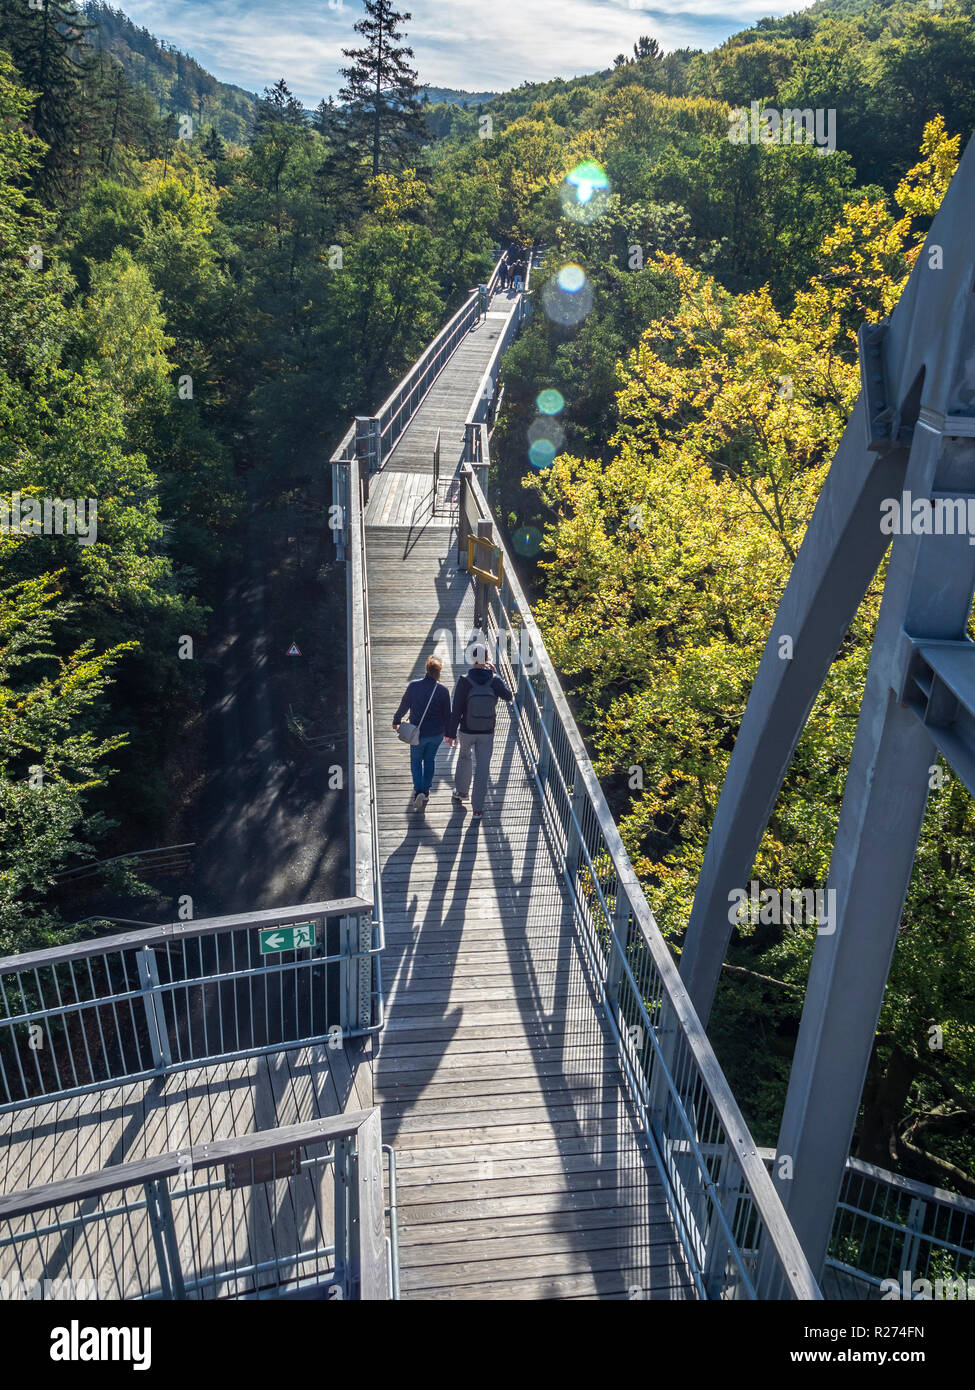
[53,843,195,883]
[462,248,534,500]
[756,1148,975,1297]
[348,254,507,477]
[0,899,381,1112]
[827,1156,975,1298]
[458,465,821,1301]
[0,1111,394,1300]
[329,255,510,959]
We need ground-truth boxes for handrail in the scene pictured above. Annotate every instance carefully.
[0,897,372,972]
[0,1111,391,1300]
[0,896,381,1110]
[54,842,195,881]
[345,432,385,1035]
[0,1112,375,1215]
[460,464,821,1301]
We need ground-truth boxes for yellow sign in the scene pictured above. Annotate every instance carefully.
[467,534,504,587]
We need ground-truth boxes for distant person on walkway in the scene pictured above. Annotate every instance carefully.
[446,639,513,821]
[512,258,524,293]
[393,655,451,812]
[497,258,509,291]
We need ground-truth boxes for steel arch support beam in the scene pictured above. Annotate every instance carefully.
[773,696,934,1277]
[679,403,907,1021]
[680,132,975,1026]
[775,409,975,1270]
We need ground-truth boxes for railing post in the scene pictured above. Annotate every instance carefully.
[331,459,350,561]
[356,911,373,1032]
[339,914,357,1037]
[145,1178,186,1299]
[702,1150,741,1299]
[900,1196,927,1284]
[333,1135,354,1299]
[563,778,587,891]
[536,679,555,788]
[433,427,441,508]
[458,465,473,568]
[137,947,171,1070]
[337,910,373,1035]
[605,882,628,1007]
[474,519,493,629]
[354,1110,388,1299]
[354,416,381,503]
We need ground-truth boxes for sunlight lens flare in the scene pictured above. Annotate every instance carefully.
[527,415,564,470]
[541,264,593,326]
[560,161,611,224]
[512,526,544,557]
[536,389,565,415]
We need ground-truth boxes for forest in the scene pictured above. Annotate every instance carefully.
[0,0,972,1199]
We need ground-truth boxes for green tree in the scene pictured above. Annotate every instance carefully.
[339,0,426,178]
[0,574,132,950]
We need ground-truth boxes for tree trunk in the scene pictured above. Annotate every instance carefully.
[373,11,383,176]
[856,1043,918,1166]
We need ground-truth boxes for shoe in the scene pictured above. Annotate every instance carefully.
[472,810,483,820]
[414,792,427,811]
[452,793,468,806]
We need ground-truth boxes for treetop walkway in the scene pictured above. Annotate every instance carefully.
[2,234,973,1300]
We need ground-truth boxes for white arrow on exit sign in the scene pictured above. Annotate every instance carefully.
[259,923,314,954]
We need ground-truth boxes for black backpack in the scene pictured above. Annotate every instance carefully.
[465,676,498,733]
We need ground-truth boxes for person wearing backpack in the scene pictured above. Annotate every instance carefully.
[445,640,513,820]
[392,654,452,812]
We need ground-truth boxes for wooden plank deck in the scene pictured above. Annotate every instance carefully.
[366,298,697,1296]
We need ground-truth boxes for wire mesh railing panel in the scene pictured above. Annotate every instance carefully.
[825,1161,975,1298]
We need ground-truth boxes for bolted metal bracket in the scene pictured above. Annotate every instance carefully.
[858,320,915,453]
[898,633,975,796]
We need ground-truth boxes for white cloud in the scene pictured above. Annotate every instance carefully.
[112,0,800,103]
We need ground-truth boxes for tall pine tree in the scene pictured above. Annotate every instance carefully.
[0,0,97,201]
[338,0,426,178]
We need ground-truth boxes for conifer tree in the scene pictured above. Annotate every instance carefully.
[338,0,426,178]
[0,0,97,200]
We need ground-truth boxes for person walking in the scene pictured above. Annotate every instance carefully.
[393,655,451,812]
[497,257,509,291]
[446,640,513,820]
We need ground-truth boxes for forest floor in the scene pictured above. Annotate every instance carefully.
[62,468,349,928]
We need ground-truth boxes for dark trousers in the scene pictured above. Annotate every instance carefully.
[410,736,441,794]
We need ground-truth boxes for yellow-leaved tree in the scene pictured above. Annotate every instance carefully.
[526,120,975,1181]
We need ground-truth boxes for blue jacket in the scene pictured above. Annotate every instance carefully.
[447,666,513,737]
[394,675,451,740]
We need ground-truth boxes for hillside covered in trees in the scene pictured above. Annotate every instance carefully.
[81,2,259,144]
[0,0,500,945]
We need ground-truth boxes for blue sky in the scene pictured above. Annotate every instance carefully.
[116,0,803,104]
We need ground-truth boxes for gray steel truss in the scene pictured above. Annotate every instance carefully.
[679,131,975,1278]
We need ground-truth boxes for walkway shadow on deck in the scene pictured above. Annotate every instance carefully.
[373,540,688,1297]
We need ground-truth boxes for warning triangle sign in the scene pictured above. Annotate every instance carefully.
[286,643,301,656]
